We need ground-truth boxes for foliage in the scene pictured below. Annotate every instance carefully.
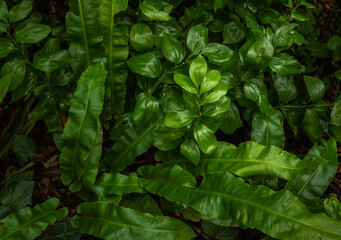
[1,0,341,239]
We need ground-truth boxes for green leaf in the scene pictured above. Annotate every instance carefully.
[269,53,301,75]
[223,22,246,44]
[94,173,144,196]
[302,109,323,143]
[201,43,234,63]
[161,32,186,64]
[173,74,198,95]
[202,96,230,117]
[304,76,325,101]
[59,63,107,191]
[187,24,208,55]
[139,169,341,240]
[8,0,33,23]
[66,0,106,77]
[72,201,195,240]
[244,78,268,113]
[101,118,161,172]
[0,22,7,33]
[140,0,173,22]
[202,82,228,104]
[42,218,81,240]
[273,74,297,102]
[330,102,341,126]
[194,123,217,154]
[0,58,26,92]
[0,0,8,23]
[14,22,51,44]
[252,107,285,149]
[33,39,72,73]
[180,139,201,165]
[201,221,239,240]
[198,141,324,180]
[127,52,162,78]
[273,23,297,47]
[120,194,162,216]
[0,38,15,58]
[132,92,159,127]
[130,23,154,52]
[164,110,196,128]
[324,194,341,220]
[0,74,11,104]
[12,135,36,165]
[189,55,207,88]
[300,0,316,8]
[291,9,310,21]
[0,198,68,240]
[220,102,243,135]
[286,138,338,202]
[99,0,128,118]
[200,70,221,94]
[328,36,341,61]
[246,37,274,70]
[28,92,55,123]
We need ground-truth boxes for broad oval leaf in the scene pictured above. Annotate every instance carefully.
[0,58,26,92]
[132,92,159,127]
[273,74,297,102]
[189,55,207,88]
[0,198,68,240]
[244,78,268,113]
[201,43,234,63]
[180,139,201,166]
[269,53,302,75]
[164,110,196,128]
[127,52,162,78]
[0,0,8,23]
[202,96,230,117]
[14,22,51,44]
[59,63,107,191]
[223,21,246,44]
[200,70,221,94]
[202,82,228,104]
[302,109,323,143]
[72,201,195,240]
[194,123,217,154]
[187,25,208,55]
[0,38,15,58]
[8,0,33,23]
[173,74,198,95]
[304,75,325,101]
[246,37,274,70]
[161,32,186,64]
[140,0,173,22]
[130,23,154,52]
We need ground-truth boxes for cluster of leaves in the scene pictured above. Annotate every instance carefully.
[1,0,341,239]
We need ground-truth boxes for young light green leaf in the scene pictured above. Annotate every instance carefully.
[180,139,201,165]
[201,43,234,63]
[8,0,33,23]
[0,198,68,240]
[269,53,302,75]
[187,24,208,55]
[200,70,221,94]
[14,23,51,44]
[140,0,173,22]
[202,82,228,104]
[59,63,107,191]
[174,74,198,95]
[246,37,274,70]
[164,110,196,128]
[194,123,218,154]
[0,58,26,92]
[304,76,325,101]
[0,38,15,58]
[273,74,297,102]
[161,32,186,64]
[127,52,162,78]
[252,107,285,149]
[223,22,246,44]
[72,201,195,240]
[94,173,144,196]
[189,55,207,88]
[130,23,154,52]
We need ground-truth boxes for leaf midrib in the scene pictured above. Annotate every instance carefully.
[78,0,90,66]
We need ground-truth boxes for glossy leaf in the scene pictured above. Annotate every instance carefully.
[72,201,195,240]
[201,43,234,63]
[194,123,217,154]
[132,92,159,127]
[59,63,107,191]
[187,25,208,55]
[302,109,323,143]
[0,38,15,58]
[202,96,230,117]
[269,53,301,75]
[304,76,325,101]
[200,70,221,94]
[246,37,274,70]
[127,52,162,78]
[324,194,341,220]
[164,110,195,128]
[8,0,33,23]
[14,22,51,44]
[173,74,198,95]
[66,0,105,77]
[0,0,8,23]
[252,107,285,149]
[273,23,297,47]
[161,32,186,64]
[202,82,228,104]
[180,139,201,165]
[130,23,154,52]
[0,74,11,104]
[94,173,144,196]
[140,0,173,22]
[0,198,68,240]
[189,55,207,88]
[223,22,246,44]
[273,74,297,102]
[244,78,268,113]
[198,141,325,180]
[220,102,243,135]
[0,58,26,92]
